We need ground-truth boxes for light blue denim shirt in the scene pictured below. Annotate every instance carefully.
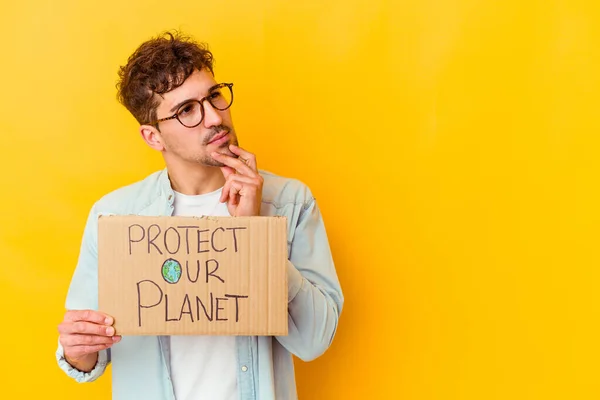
[56,169,343,400]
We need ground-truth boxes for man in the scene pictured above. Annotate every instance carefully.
[55,31,343,400]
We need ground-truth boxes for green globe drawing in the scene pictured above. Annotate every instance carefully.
[161,258,182,284]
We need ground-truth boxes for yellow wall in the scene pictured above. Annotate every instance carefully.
[1,0,599,399]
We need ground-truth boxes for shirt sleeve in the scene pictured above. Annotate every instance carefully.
[56,204,112,381]
[275,195,344,361]
[56,340,110,383]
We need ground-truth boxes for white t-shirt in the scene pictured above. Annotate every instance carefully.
[170,187,238,400]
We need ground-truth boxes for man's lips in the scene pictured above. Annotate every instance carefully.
[208,131,229,145]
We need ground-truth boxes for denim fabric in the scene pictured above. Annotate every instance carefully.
[56,169,343,400]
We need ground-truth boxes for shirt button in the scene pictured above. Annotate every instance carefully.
[241,366,248,372]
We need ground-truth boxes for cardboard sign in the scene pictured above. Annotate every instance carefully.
[98,215,288,336]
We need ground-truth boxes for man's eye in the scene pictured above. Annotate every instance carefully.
[209,91,223,99]
[179,104,195,115]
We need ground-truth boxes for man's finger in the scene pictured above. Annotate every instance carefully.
[59,321,116,336]
[212,152,255,176]
[229,182,243,206]
[229,190,239,207]
[220,166,235,179]
[62,334,121,348]
[228,144,257,171]
[225,174,258,187]
[64,310,113,325]
[221,179,231,203]
[66,343,116,359]
[220,174,256,202]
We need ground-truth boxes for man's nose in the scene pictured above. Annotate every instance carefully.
[202,100,223,128]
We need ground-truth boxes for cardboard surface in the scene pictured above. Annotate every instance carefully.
[98,215,288,336]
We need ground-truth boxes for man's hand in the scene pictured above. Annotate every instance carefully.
[58,310,121,372]
[212,144,264,217]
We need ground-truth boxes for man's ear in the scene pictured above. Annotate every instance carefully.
[140,125,165,151]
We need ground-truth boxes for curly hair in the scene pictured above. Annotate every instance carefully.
[116,31,215,125]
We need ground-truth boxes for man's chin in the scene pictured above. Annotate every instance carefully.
[200,159,226,168]
[213,146,236,159]
[200,140,239,167]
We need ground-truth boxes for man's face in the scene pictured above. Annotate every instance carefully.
[152,68,238,167]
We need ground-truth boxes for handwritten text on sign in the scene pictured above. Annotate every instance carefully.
[129,224,249,326]
[98,216,288,336]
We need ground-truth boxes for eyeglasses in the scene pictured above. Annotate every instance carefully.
[149,83,234,128]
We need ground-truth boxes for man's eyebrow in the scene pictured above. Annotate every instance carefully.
[168,84,221,113]
[169,99,193,113]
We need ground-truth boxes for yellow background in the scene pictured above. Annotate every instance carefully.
[1,0,599,399]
